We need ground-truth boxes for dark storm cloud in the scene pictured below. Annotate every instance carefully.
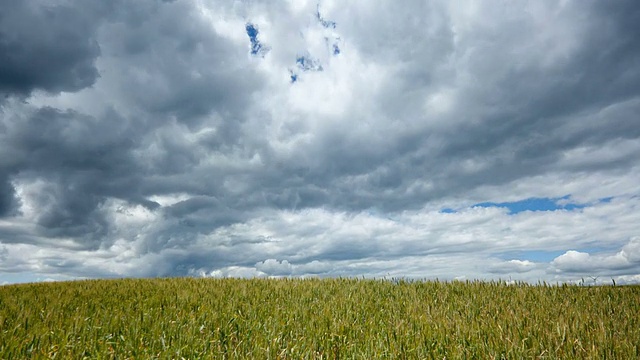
[160,196,244,236]
[0,1,102,97]
[1,105,139,247]
[0,0,112,220]
[0,0,262,246]
[0,173,18,217]
[442,1,640,156]
[98,0,260,126]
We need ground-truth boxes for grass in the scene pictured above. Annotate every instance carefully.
[1,278,639,359]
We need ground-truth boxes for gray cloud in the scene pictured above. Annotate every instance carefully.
[1,105,139,247]
[0,173,18,217]
[0,1,103,97]
[96,0,262,126]
[0,0,639,283]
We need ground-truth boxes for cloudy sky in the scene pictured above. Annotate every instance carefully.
[1,0,639,285]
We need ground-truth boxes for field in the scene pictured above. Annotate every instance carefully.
[1,278,639,359]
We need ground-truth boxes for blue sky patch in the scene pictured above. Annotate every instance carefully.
[473,195,587,214]
[440,208,456,214]
[246,23,269,57]
[289,55,322,84]
[316,5,336,29]
[296,55,323,72]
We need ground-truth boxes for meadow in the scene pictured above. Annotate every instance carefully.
[0,278,638,359]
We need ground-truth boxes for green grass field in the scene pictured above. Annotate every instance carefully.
[1,278,638,359]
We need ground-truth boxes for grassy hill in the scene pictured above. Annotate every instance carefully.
[1,278,638,358]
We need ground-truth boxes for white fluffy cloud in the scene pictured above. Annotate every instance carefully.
[551,237,640,275]
[3,197,639,284]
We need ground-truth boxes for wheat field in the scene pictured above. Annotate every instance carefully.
[1,278,638,359]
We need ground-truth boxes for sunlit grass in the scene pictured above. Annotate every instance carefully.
[1,278,638,358]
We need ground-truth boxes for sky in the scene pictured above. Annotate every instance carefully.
[1,0,639,285]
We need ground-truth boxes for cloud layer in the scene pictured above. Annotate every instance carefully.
[1,0,639,284]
